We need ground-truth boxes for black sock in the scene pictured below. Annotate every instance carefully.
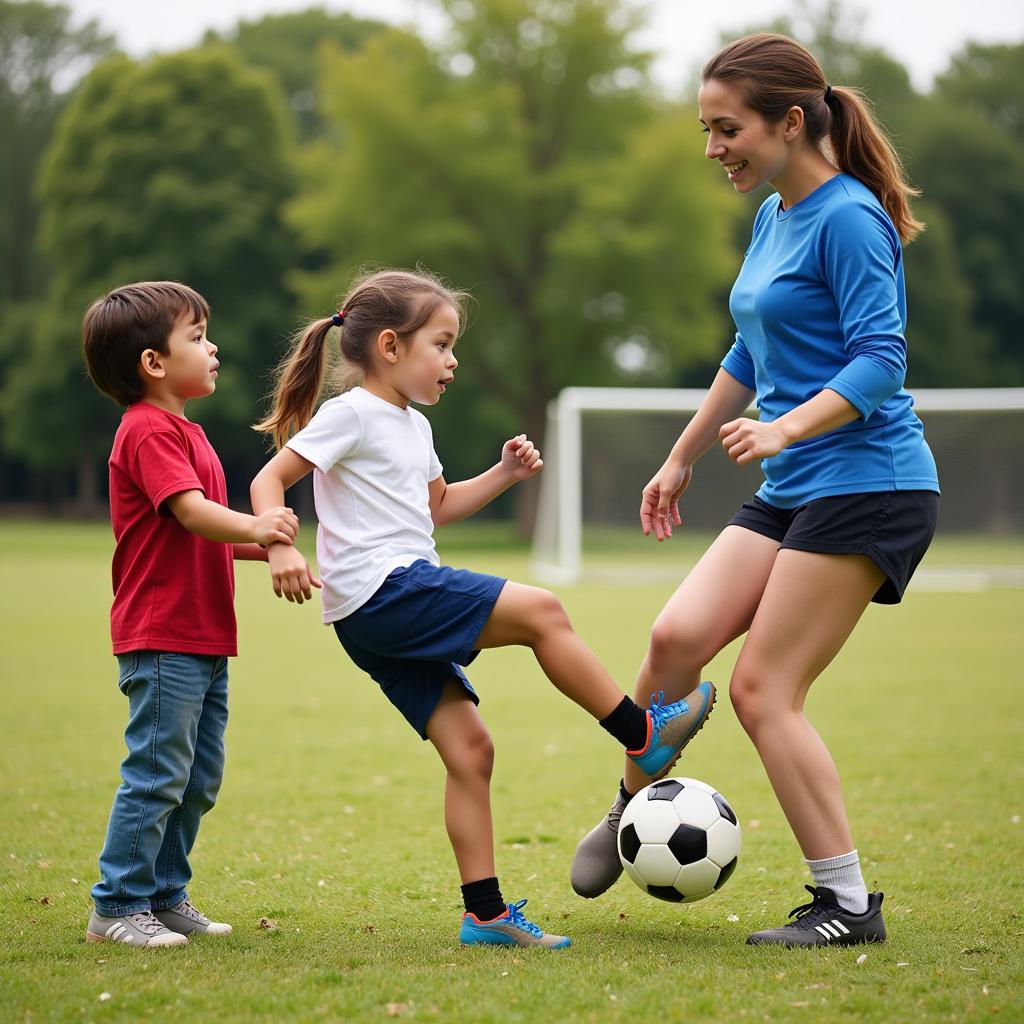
[600,696,649,752]
[619,778,635,804]
[461,876,505,921]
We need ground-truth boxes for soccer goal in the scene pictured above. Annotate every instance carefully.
[530,386,1024,585]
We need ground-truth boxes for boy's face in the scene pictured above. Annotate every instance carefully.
[142,314,219,406]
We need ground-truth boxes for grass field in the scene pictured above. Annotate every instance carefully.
[2,521,1023,1022]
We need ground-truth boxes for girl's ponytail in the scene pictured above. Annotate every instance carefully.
[827,86,923,244]
[254,318,335,450]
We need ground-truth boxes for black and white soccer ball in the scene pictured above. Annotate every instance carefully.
[617,777,741,903]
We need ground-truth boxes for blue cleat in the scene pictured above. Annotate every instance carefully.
[627,681,716,780]
[459,899,571,949]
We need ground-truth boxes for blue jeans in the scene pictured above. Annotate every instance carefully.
[92,651,228,916]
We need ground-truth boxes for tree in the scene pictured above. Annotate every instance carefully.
[924,43,1024,382]
[290,1,741,530]
[0,0,114,305]
[0,47,297,510]
[935,42,1024,145]
[202,8,386,140]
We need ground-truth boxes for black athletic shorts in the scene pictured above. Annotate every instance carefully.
[727,490,939,604]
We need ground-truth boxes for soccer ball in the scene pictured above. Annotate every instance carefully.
[617,777,741,903]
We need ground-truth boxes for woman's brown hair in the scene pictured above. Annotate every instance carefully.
[703,33,923,244]
[254,268,471,450]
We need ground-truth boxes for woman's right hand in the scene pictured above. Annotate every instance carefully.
[640,462,692,541]
[267,543,322,603]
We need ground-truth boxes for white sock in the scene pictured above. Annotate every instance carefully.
[805,849,869,915]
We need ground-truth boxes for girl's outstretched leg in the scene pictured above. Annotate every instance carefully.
[426,679,570,949]
[474,583,623,719]
[475,582,708,779]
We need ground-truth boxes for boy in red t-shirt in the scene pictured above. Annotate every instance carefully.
[81,281,318,948]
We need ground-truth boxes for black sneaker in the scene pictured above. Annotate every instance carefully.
[746,885,886,947]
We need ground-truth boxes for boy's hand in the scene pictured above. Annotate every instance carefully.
[251,506,299,547]
[501,434,543,481]
[267,543,322,603]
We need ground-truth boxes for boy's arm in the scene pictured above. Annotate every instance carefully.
[251,448,323,603]
[233,543,269,561]
[165,489,298,547]
[429,434,542,527]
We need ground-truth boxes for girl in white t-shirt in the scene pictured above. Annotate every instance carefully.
[251,268,715,948]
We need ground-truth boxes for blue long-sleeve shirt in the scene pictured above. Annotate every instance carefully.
[721,173,939,508]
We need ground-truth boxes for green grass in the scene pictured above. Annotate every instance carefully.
[1,522,1022,1022]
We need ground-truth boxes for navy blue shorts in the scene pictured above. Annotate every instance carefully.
[728,490,939,604]
[332,560,507,739]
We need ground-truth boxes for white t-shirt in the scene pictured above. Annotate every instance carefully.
[286,387,443,623]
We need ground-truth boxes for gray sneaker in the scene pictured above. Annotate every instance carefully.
[571,788,628,898]
[154,898,233,937]
[86,910,188,947]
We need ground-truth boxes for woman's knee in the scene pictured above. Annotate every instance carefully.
[647,615,710,674]
[729,665,793,736]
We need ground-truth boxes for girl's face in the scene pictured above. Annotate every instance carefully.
[698,78,791,194]
[389,301,460,407]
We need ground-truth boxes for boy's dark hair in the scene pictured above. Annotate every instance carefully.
[82,281,211,406]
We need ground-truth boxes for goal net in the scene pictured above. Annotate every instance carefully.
[530,387,1024,585]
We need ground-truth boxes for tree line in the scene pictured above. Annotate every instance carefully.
[1,0,1021,524]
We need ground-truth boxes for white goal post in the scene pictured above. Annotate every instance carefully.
[530,386,1024,584]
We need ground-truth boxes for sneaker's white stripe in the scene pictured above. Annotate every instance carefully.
[821,922,842,938]
[105,923,125,940]
[814,924,834,940]
[832,919,850,935]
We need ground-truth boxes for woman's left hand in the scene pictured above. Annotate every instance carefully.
[501,433,544,480]
[719,417,789,465]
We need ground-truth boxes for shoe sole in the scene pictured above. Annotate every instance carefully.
[649,686,717,781]
[85,930,188,947]
[746,932,885,948]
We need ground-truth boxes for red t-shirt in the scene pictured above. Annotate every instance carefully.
[108,402,236,656]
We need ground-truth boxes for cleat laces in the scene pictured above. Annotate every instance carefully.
[782,885,838,929]
[646,691,688,730]
[505,899,543,937]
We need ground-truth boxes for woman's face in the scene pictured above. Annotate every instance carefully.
[698,78,790,195]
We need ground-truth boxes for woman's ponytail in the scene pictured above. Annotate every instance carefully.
[827,86,924,244]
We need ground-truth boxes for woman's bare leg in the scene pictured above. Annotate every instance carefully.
[623,526,780,792]
[729,549,885,858]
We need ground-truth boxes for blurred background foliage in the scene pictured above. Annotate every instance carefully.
[1,0,1021,525]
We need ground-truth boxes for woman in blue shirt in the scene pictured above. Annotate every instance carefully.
[571,33,939,947]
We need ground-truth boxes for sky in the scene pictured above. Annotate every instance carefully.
[62,0,1024,94]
